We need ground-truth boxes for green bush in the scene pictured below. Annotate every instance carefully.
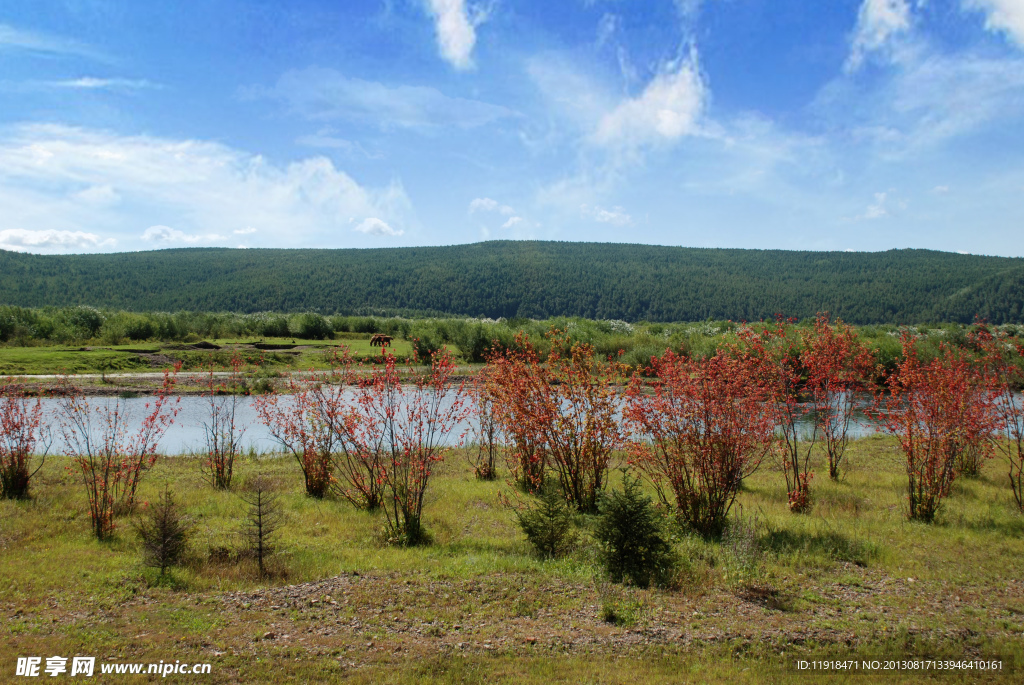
[101,312,154,343]
[249,312,291,338]
[513,482,575,560]
[595,472,678,588]
[293,313,333,340]
[0,311,16,342]
[411,333,441,361]
[352,317,380,334]
[134,486,193,576]
[620,344,666,371]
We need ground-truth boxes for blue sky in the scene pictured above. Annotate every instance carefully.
[1,0,1023,256]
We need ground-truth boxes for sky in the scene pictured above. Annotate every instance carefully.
[1,0,1023,256]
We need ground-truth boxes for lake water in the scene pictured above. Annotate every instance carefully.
[32,391,883,456]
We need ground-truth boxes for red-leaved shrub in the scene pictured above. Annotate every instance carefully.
[0,380,50,500]
[625,351,775,537]
[58,366,179,540]
[873,336,999,522]
[487,330,626,513]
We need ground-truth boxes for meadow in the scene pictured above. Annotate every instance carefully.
[2,312,1023,683]
[1,440,1022,683]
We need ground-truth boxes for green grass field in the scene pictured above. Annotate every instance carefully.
[0,337,418,376]
[1,438,1022,683]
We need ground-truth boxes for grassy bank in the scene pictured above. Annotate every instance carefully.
[1,438,1022,682]
[0,337,416,377]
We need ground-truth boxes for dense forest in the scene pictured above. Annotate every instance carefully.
[1,241,1022,323]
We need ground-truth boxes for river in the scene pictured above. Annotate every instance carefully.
[29,392,885,456]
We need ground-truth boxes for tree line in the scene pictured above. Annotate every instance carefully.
[1,241,1022,323]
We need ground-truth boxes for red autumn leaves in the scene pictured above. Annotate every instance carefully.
[484,319,875,534]
[731,316,875,513]
[56,364,181,540]
[483,318,1023,532]
[873,327,1022,521]
[623,350,775,536]
[249,319,1021,535]
[0,381,49,500]
[255,347,470,545]
[485,331,628,513]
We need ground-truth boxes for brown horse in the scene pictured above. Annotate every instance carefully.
[370,334,393,347]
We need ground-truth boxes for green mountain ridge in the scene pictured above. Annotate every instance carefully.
[1,241,1022,323]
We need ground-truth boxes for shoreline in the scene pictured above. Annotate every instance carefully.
[1,370,483,396]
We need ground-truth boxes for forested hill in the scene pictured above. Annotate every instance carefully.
[1,241,1022,324]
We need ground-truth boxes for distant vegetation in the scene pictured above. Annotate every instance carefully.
[1,241,1023,323]
[3,305,1024,375]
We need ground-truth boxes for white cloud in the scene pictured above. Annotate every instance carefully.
[424,0,486,70]
[468,197,498,212]
[596,13,620,47]
[846,0,913,71]
[594,48,707,148]
[964,0,1024,47]
[251,67,515,130]
[353,217,404,236]
[470,197,529,233]
[73,184,120,207]
[142,225,226,244]
[932,184,950,194]
[468,197,515,214]
[850,191,907,221]
[143,225,198,243]
[0,124,412,251]
[673,0,704,18]
[528,54,613,120]
[0,23,102,60]
[863,192,890,219]
[295,129,382,158]
[48,77,156,91]
[817,40,1024,157]
[0,228,114,253]
[234,226,258,235]
[535,165,615,217]
[581,204,632,226]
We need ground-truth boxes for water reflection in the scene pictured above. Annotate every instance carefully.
[32,390,890,456]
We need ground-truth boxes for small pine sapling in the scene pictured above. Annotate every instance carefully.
[135,485,193,576]
[240,474,283,578]
[595,472,678,589]
[513,482,575,559]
